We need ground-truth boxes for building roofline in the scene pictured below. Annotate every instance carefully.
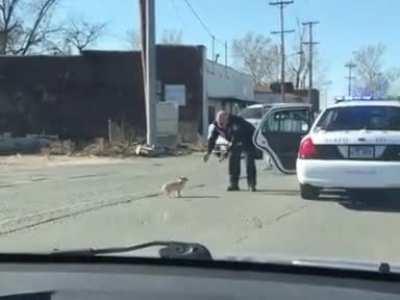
[0,44,206,58]
[206,59,252,78]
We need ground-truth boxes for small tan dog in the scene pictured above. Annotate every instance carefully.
[161,177,189,198]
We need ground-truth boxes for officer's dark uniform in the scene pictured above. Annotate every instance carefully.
[207,114,257,190]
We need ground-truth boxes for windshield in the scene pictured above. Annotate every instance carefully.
[316,106,400,131]
[2,0,400,270]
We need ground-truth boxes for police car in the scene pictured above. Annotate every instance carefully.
[253,103,313,174]
[254,99,400,200]
[239,104,272,129]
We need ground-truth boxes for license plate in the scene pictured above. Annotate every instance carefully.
[349,146,374,159]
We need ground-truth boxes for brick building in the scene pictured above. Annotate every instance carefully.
[0,45,255,142]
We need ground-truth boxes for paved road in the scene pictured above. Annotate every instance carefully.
[0,154,400,263]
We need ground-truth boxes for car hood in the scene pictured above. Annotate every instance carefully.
[312,130,400,145]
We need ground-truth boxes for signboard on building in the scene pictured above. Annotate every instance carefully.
[165,84,186,106]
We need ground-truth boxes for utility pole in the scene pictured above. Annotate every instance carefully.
[302,21,319,105]
[270,1,294,103]
[211,35,216,61]
[345,62,356,96]
[142,0,157,145]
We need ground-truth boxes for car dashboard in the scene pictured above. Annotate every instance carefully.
[0,255,400,300]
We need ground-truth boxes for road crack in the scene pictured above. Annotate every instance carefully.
[0,183,210,236]
[0,192,161,236]
[274,204,309,222]
[235,204,309,245]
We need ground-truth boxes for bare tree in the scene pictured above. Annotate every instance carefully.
[0,0,61,55]
[352,43,400,97]
[287,21,308,89]
[125,28,183,50]
[232,32,280,87]
[62,18,106,53]
[161,29,182,45]
[313,55,328,88]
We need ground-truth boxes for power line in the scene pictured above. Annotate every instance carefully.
[182,0,225,61]
[183,0,214,38]
[169,0,186,28]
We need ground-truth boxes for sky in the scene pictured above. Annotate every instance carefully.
[59,0,400,105]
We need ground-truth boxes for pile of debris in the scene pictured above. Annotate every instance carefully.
[40,137,202,158]
[75,139,176,158]
[135,144,175,157]
[76,138,107,156]
[176,133,207,154]
[177,142,206,153]
[43,140,75,156]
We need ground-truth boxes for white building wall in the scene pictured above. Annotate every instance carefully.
[205,60,254,101]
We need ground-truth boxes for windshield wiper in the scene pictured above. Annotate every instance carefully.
[292,259,394,274]
[50,241,212,261]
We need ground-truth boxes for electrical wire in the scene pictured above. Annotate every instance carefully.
[183,0,214,38]
[182,0,226,46]
[169,0,186,28]
[182,0,229,63]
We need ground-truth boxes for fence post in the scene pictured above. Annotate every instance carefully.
[108,118,112,144]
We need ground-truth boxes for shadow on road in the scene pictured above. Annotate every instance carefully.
[257,189,299,197]
[181,196,220,200]
[315,190,400,213]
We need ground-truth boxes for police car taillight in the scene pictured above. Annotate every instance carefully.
[299,137,318,159]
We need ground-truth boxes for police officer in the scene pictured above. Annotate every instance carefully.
[204,111,257,192]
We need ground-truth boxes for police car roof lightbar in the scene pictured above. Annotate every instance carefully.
[335,96,374,103]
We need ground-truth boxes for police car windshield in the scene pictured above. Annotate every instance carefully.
[316,106,400,131]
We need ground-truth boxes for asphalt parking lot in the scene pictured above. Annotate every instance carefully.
[0,154,399,263]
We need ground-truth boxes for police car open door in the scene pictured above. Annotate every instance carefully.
[253,105,312,175]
